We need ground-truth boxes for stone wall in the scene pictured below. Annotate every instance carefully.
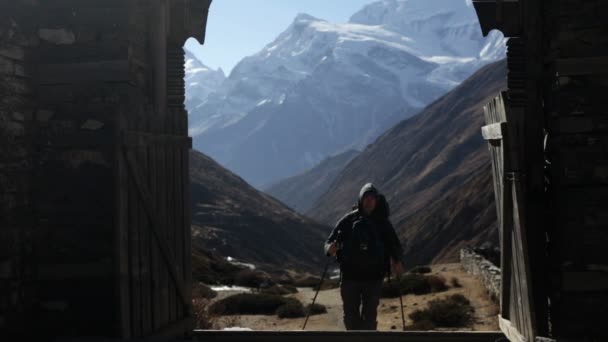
[0,4,39,333]
[460,248,501,302]
[1,1,212,338]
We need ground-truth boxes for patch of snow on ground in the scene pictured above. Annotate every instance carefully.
[226,256,256,270]
[210,285,252,292]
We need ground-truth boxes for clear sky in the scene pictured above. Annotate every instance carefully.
[184,0,376,75]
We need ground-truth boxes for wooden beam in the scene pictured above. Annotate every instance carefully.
[472,0,521,37]
[115,128,131,340]
[499,316,527,342]
[482,122,507,140]
[194,330,506,342]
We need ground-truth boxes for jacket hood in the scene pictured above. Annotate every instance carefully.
[358,183,378,203]
[356,183,390,220]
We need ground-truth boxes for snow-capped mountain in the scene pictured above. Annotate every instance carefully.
[184,50,226,114]
[186,0,506,188]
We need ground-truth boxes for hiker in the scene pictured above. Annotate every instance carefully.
[325,183,404,331]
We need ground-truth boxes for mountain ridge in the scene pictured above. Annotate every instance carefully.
[265,149,360,213]
[186,0,506,187]
[189,150,329,273]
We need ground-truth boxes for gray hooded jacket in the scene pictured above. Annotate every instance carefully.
[324,183,404,280]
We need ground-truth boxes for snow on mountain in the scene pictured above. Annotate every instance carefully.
[184,50,226,117]
[187,0,506,188]
[349,0,500,57]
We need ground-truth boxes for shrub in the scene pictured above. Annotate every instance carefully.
[276,298,305,319]
[293,276,320,288]
[270,273,296,285]
[404,320,436,331]
[381,274,449,298]
[427,275,448,292]
[451,277,462,288]
[305,303,327,316]
[400,274,432,295]
[234,269,272,288]
[192,283,217,299]
[409,294,474,328]
[261,284,297,296]
[410,266,432,274]
[282,284,298,294]
[209,293,288,316]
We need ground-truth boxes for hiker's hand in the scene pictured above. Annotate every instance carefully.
[391,260,405,275]
[327,242,338,256]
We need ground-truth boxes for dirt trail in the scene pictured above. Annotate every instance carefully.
[214,263,499,331]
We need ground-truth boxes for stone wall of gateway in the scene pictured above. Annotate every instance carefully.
[460,248,501,302]
[0,4,39,332]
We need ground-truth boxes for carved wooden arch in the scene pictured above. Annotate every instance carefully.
[472,0,522,38]
[168,0,213,46]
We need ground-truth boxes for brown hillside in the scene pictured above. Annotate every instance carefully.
[308,60,507,266]
[190,150,329,273]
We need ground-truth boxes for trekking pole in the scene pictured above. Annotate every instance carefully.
[302,260,330,330]
[388,271,406,330]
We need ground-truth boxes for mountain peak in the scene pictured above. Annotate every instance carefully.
[293,13,322,23]
[350,0,475,27]
[348,0,496,58]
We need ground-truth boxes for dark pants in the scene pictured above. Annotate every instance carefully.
[340,278,383,330]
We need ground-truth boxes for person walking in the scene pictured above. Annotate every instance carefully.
[325,183,405,330]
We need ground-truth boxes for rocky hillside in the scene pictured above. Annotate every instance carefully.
[308,60,507,266]
[188,0,506,187]
[264,149,359,213]
[189,150,329,273]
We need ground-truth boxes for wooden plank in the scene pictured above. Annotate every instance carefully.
[115,125,131,340]
[122,147,191,312]
[149,145,161,329]
[511,179,536,340]
[499,316,527,342]
[482,122,506,140]
[500,175,513,319]
[484,92,512,320]
[163,144,176,322]
[172,148,182,321]
[128,151,142,338]
[182,147,193,320]
[141,146,151,335]
[168,145,176,324]
[158,144,169,327]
